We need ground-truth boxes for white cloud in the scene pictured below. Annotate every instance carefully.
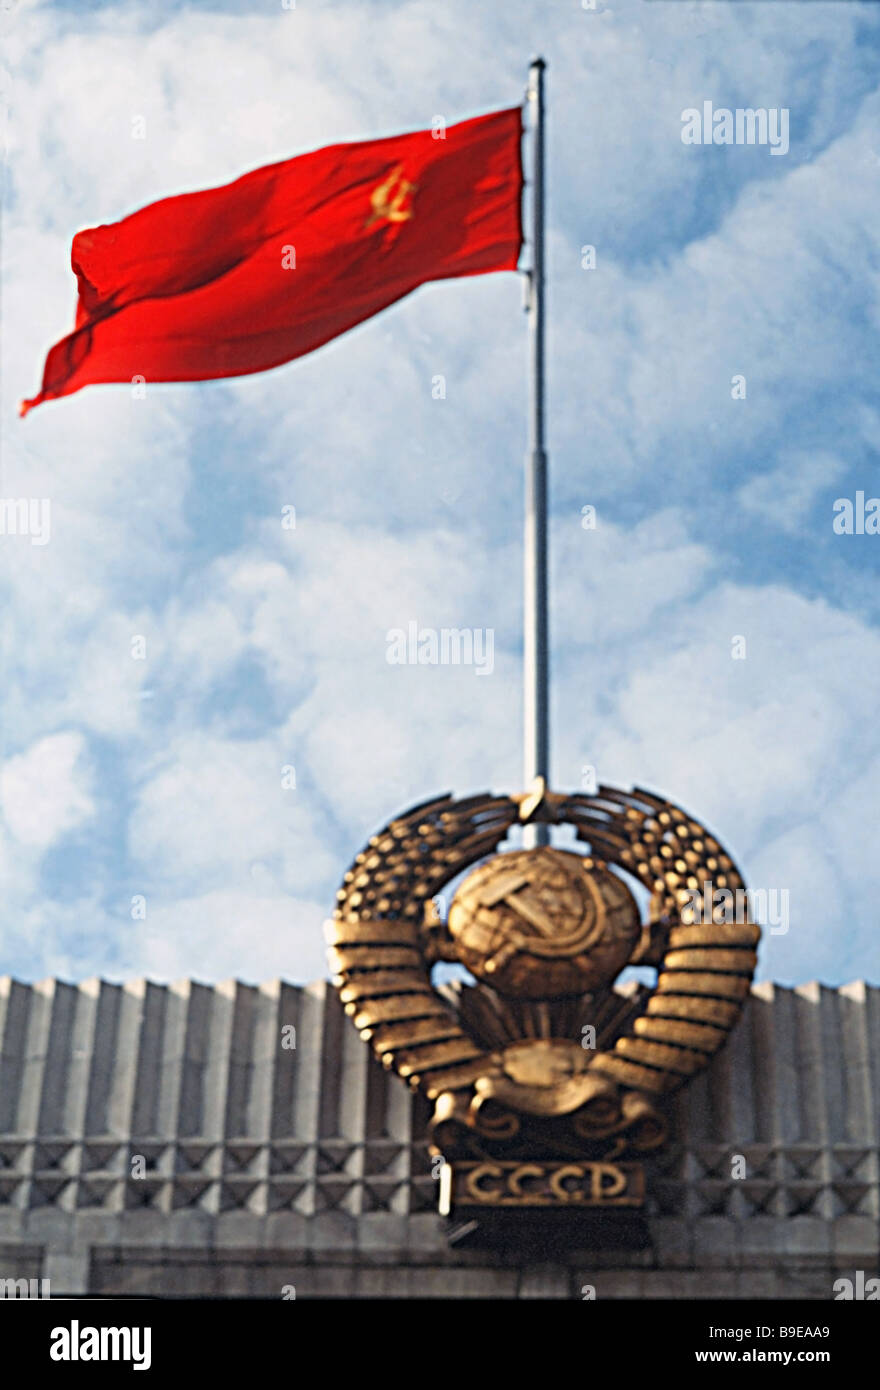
[0,731,95,849]
[121,890,328,984]
[1,0,878,989]
[127,732,338,897]
[738,451,847,534]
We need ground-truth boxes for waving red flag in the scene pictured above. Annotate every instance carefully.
[21,106,523,415]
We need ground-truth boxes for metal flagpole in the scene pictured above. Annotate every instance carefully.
[523,56,549,849]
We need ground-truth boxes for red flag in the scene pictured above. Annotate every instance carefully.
[21,107,523,415]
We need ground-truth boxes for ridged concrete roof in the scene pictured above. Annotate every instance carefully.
[0,978,876,1296]
[0,977,877,1175]
[0,979,874,1232]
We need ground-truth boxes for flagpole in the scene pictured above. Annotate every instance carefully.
[523,56,549,848]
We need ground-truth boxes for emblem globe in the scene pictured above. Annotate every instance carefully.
[446,846,642,999]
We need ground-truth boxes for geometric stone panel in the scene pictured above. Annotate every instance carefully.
[0,977,876,1299]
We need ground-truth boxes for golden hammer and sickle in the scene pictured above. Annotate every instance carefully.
[365,164,417,229]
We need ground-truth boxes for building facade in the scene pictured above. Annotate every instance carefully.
[0,976,877,1298]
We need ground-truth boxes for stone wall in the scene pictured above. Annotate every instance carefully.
[0,977,876,1298]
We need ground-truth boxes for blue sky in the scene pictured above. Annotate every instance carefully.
[1,0,879,987]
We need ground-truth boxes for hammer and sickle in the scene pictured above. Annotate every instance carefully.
[365,164,417,229]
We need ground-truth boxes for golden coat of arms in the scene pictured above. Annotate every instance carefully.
[327,782,760,1223]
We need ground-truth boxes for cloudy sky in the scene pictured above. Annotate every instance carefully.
[1,0,878,988]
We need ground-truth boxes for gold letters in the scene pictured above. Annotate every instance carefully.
[456,1160,643,1208]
